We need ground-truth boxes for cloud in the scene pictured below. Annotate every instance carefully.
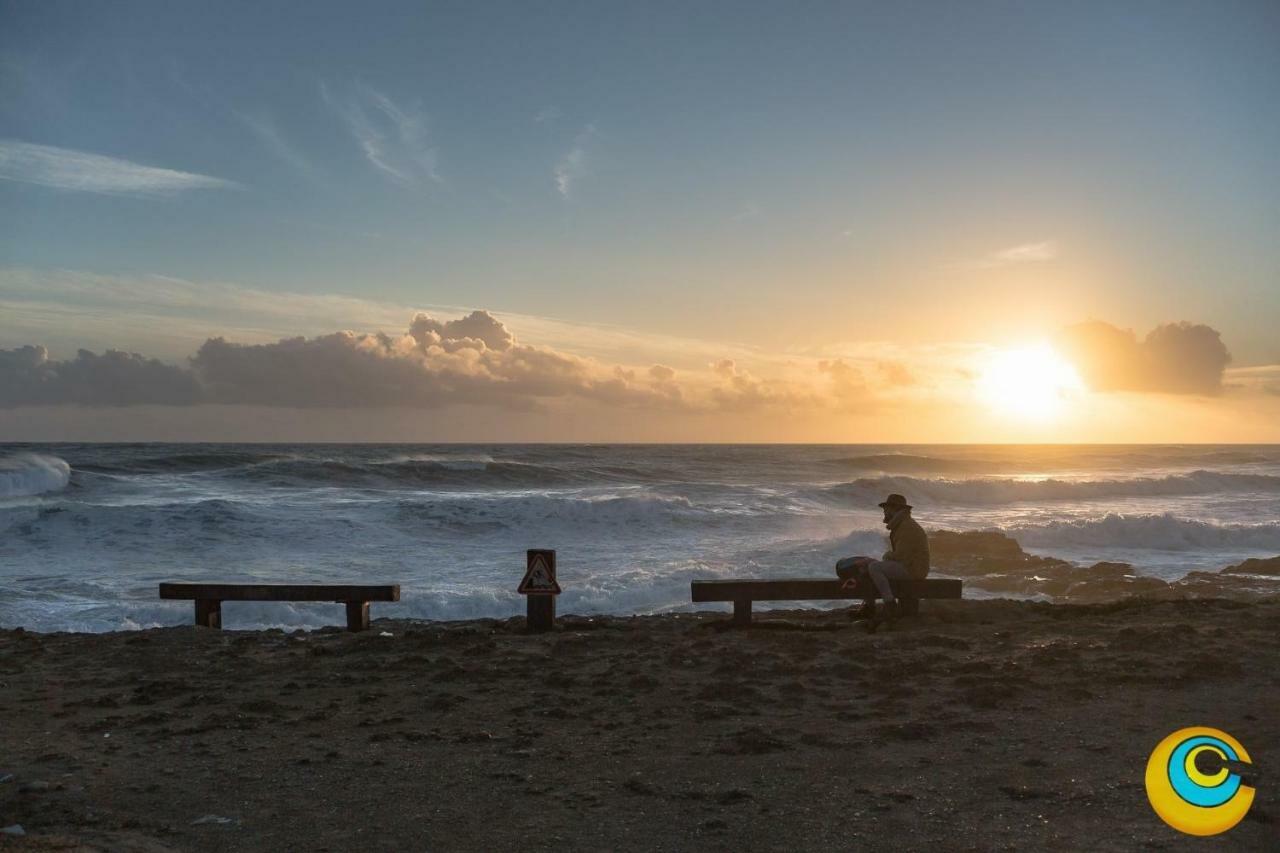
[707,358,833,412]
[1057,320,1232,395]
[321,83,439,186]
[648,364,676,383]
[555,124,595,198]
[534,106,562,124]
[236,112,321,182]
[817,358,866,406]
[0,268,790,374]
[876,360,917,386]
[0,345,201,405]
[1224,364,1280,397]
[0,312,888,415]
[989,241,1057,264]
[0,312,684,411]
[0,140,237,196]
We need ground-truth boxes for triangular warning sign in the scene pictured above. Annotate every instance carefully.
[841,576,862,592]
[518,551,561,595]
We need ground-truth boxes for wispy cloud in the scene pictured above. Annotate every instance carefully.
[993,239,1054,262]
[944,240,1060,272]
[0,140,237,196]
[321,82,439,186]
[554,124,595,199]
[236,111,321,182]
[534,106,562,124]
[985,240,1058,266]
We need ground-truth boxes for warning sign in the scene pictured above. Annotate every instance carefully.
[517,549,561,595]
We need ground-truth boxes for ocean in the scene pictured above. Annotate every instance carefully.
[2,443,1278,632]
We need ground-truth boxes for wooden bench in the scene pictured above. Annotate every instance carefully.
[690,578,962,626]
[158,583,400,632]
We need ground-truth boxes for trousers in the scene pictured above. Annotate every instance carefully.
[835,557,910,603]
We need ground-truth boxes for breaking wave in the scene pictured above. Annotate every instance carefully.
[0,454,71,498]
[1010,513,1280,552]
[822,454,989,474]
[821,470,1280,505]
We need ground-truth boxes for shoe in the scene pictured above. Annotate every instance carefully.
[879,599,898,630]
[865,600,894,634]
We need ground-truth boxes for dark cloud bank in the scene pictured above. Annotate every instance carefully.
[0,312,684,410]
[0,313,1238,410]
[1057,321,1232,395]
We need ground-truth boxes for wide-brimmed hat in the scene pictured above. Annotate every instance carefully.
[878,493,912,510]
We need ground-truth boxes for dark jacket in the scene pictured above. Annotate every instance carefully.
[883,510,930,579]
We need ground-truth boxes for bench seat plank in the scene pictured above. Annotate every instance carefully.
[690,578,960,603]
[159,583,400,602]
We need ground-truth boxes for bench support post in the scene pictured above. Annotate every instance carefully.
[345,601,370,632]
[733,599,752,626]
[194,599,221,629]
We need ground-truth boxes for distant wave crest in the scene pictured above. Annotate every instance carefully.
[1010,513,1280,552]
[0,454,71,498]
[821,470,1280,505]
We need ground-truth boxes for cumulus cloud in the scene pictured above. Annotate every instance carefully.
[0,140,237,196]
[709,359,829,412]
[1057,321,1232,395]
[0,312,888,414]
[648,364,676,383]
[0,345,201,405]
[0,312,693,411]
[191,311,666,408]
[876,360,917,386]
[817,359,865,404]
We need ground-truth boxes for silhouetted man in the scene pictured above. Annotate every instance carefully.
[835,493,930,630]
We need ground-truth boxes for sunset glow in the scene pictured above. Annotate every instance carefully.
[977,344,1085,424]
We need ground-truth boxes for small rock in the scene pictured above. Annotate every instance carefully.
[379,631,394,637]
[1,825,25,837]
[0,773,15,784]
[19,780,51,793]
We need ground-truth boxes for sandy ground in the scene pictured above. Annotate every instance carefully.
[1,597,1278,852]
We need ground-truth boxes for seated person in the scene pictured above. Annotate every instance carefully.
[836,493,930,628]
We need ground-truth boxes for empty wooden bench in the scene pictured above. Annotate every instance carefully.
[690,578,962,626]
[158,583,400,632]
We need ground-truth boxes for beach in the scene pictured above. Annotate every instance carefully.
[2,597,1277,851]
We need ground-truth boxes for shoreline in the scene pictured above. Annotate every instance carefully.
[2,597,1277,850]
[4,530,1279,636]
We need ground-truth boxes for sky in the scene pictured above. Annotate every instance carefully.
[1,0,1278,442]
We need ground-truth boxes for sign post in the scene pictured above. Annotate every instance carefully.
[517,549,561,632]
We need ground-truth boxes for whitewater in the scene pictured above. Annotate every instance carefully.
[1,443,1278,632]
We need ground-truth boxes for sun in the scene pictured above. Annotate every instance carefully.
[977,343,1085,422]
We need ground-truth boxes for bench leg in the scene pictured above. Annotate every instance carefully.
[194,599,221,629]
[345,601,370,632]
[733,599,752,626]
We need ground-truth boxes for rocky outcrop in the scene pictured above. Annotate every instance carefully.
[1221,556,1280,576]
[929,530,1280,603]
